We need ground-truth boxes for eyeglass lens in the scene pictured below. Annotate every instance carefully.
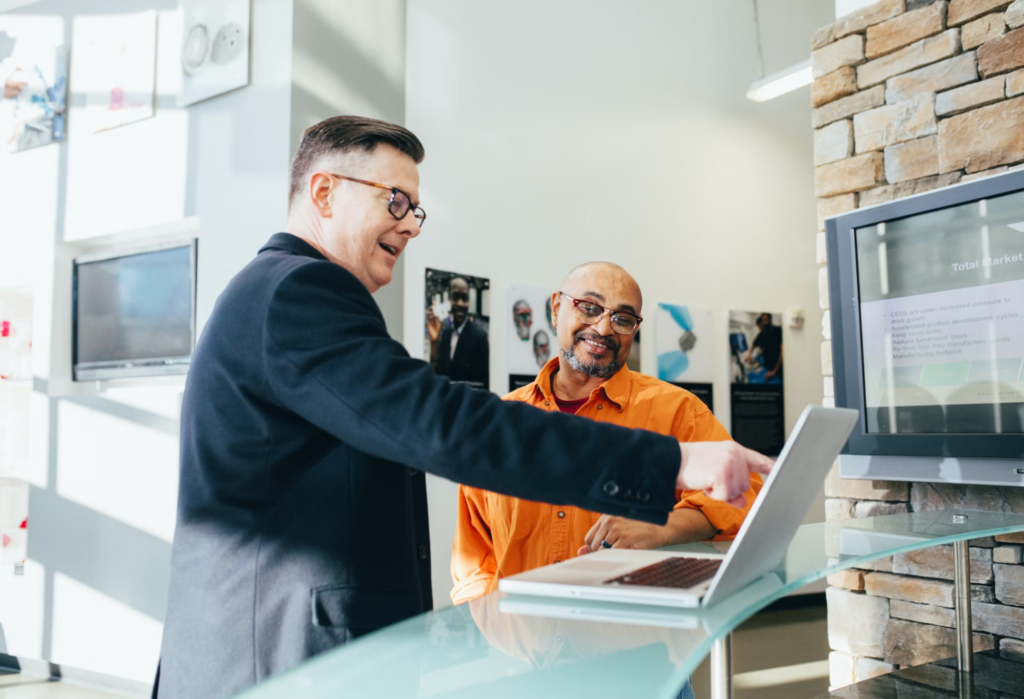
[574,301,637,334]
[389,189,427,226]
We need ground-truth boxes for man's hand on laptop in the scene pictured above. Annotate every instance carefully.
[677,441,774,509]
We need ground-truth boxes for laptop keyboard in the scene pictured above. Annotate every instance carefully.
[604,557,722,590]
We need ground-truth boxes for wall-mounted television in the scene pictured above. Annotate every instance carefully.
[827,170,1024,486]
[73,240,197,382]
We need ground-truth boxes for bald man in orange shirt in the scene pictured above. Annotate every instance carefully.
[450,262,764,605]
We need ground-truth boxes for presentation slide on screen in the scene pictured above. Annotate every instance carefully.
[855,191,1024,434]
[861,274,1024,410]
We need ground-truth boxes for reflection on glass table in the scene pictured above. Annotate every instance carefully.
[237,511,1024,699]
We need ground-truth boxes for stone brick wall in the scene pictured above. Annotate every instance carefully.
[812,0,1024,688]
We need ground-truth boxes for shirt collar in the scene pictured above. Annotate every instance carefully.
[451,316,470,335]
[259,232,328,261]
[531,357,632,411]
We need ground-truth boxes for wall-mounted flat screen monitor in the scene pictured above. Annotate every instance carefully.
[73,241,197,382]
[827,170,1024,486]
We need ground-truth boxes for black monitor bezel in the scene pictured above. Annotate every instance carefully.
[827,168,1024,459]
[72,240,198,382]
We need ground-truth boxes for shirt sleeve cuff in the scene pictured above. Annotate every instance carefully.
[450,574,495,606]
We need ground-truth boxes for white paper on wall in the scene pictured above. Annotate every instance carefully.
[74,11,157,133]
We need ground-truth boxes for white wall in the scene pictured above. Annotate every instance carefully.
[290,0,408,336]
[405,0,834,609]
[0,0,294,683]
[836,0,876,19]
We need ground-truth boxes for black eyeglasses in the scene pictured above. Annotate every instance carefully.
[327,174,427,227]
[559,292,642,334]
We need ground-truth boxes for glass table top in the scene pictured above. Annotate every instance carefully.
[237,510,1024,699]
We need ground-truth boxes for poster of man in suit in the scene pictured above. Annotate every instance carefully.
[426,268,490,390]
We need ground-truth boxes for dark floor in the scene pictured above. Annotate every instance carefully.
[818,649,1024,698]
[691,598,831,699]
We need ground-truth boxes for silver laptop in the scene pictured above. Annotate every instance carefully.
[498,405,858,608]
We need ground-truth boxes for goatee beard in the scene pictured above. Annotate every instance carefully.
[564,332,621,379]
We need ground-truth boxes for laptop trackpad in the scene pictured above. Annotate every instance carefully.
[561,559,627,573]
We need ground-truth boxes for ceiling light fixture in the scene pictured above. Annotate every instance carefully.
[746,59,813,102]
[744,0,813,102]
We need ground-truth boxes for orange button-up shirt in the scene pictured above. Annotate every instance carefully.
[450,358,763,605]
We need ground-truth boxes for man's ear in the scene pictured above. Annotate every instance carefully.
[550,291,561,325]
[309,172,334,218]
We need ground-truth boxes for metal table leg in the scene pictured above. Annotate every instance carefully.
[711,633,732,699]
[953,538,973,674]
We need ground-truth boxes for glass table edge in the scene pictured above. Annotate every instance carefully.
[237,511,1024,699]
[655,511,1024,698]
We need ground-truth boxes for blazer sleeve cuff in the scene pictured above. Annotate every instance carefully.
[586,431,680,525]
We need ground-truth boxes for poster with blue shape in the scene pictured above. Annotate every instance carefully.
[655,303,714,411]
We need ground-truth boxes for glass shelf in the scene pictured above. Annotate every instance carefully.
[237,510,1024,699]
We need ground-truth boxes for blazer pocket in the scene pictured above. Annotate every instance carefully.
[310,585,422,632]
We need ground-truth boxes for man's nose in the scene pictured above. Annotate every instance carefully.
[594,312,614,336]
[398,213,422,239]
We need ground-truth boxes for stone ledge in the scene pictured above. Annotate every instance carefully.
[828,586,890,657]
[824,464,910,501]
[858,29,961,88]
[835,0,907,40]
[829,568,867,590]
[893,543,993,583]
[995,562,1024,605]
[814,86,887,129]
[972,600,1024,638]
[884,618,995,665]
[962,11,1007,49]
[857,172,962,207]
[817,192,857,231]
[948,0,1012,26]
[885,51,977,103]
[979,25,1024,76]
[814,35,867,79]
[889,598,955,627]
[865,571,955,606]
[813,66,859,108]
[867,2,949,59]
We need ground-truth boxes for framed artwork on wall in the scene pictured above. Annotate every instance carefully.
[0,22,67,154]
[425,268,490,391]
[178,0,250,107]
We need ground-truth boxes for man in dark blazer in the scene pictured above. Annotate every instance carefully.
[433,277,489,389]
[155,116,772,698]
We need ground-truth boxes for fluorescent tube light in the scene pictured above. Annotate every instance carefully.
[746,59,813,102]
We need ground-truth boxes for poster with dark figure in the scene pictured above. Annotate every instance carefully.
[425,269,490,390]
[729,311,785,456]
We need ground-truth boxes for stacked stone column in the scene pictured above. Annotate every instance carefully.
[812,0,1024,688]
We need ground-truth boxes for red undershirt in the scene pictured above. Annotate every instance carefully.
[553,395,588,415]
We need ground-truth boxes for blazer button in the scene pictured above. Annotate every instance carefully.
[603,481,619,496]
[638,489,651,503]
[418,544,428,560]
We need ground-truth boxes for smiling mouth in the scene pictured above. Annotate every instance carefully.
[577,334,616,354]
[379,243,399,257]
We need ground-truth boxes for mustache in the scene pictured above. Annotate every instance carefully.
[573,330,620,353]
